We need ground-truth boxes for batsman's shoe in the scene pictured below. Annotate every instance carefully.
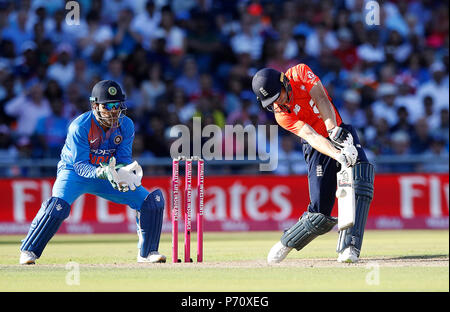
[337,246,359,263]
[20,251,37,265]
[267,241,293,264]
[137,251,167,263]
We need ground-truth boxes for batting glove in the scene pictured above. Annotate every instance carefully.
[336,144,358,169]
[328,126,354,149]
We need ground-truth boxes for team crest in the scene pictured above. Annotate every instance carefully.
[114,135,123,145]
[108,86,117,96]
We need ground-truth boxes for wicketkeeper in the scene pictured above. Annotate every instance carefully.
[252,66,374,263]
[19,80,166,264]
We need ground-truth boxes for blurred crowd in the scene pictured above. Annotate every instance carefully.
[0,0,448,176]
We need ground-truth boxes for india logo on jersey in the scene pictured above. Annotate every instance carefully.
[114,134,123,145]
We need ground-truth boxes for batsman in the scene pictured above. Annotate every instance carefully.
[19,80,166,264]
[252,65,374,263]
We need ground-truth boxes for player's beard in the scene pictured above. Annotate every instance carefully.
[93,107,126,129]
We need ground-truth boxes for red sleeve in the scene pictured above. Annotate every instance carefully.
[287,64,321,92]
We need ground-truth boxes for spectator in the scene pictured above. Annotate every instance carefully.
[394,78,420,122]
[390,106,414,136]
[78,10,114,63]
[168,88,195,124]
[33,98,69,158]
[15,40,39,81]
[47,9,72,45]
[4,80,51,137]
[384,30,412,64]
[144,116,170,157]
[410,117,433,154]
[266,39,298,73]
[292,33,319,71]
[123,74,142,112]
[227,91,257,126]
[1,10,33,54]
[230,13,263,61]
[357,29,386,65]
[420,95,441,128]
[153,6,186,56]
[72,58,93,94]
[0,39,16,69]
[416,62,449,113]
[44,79,63,102]
[112,7,141,58]
[223,76,243,115]
[186,12,222,73]
[101,0,132,25]
[387,130,415,172]
[430,108,449,146]
[175,57,201,99]
[140,63,166,113]
[103,57,125,87]
[132,133,152,159]
[339,89,366,130]
[130,0,161,50]
[371,83,399,127]
[0,124,18,167]
[333,27,359,70]
[305,22,339,58]
[46,43,75,89]
[420,135,449,173]
[62,82,84,121]
[367,117,391,155]
[0,63,14,108]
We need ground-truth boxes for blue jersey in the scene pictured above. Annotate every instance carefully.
[58,111,134,178]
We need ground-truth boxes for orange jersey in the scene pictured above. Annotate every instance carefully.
[274,64,342,138]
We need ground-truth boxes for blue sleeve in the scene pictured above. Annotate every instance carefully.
[66,123,98,178]
[115,117,134,165]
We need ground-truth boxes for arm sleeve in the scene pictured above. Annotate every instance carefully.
[289,64,321,92]
[114,118,134,165]
[67,123,99,178]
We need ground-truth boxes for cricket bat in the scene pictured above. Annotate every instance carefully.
[336,166,356,231]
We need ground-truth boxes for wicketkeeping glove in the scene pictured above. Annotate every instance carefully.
[116,161,143,191]
[96,157,128,192]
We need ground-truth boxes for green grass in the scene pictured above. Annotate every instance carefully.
[0,230,448,292]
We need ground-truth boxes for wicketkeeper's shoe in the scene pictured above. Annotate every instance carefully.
[19,250,37,265]
[137,251,167,263]
[337,246,359,263]
[267,241,293,264]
